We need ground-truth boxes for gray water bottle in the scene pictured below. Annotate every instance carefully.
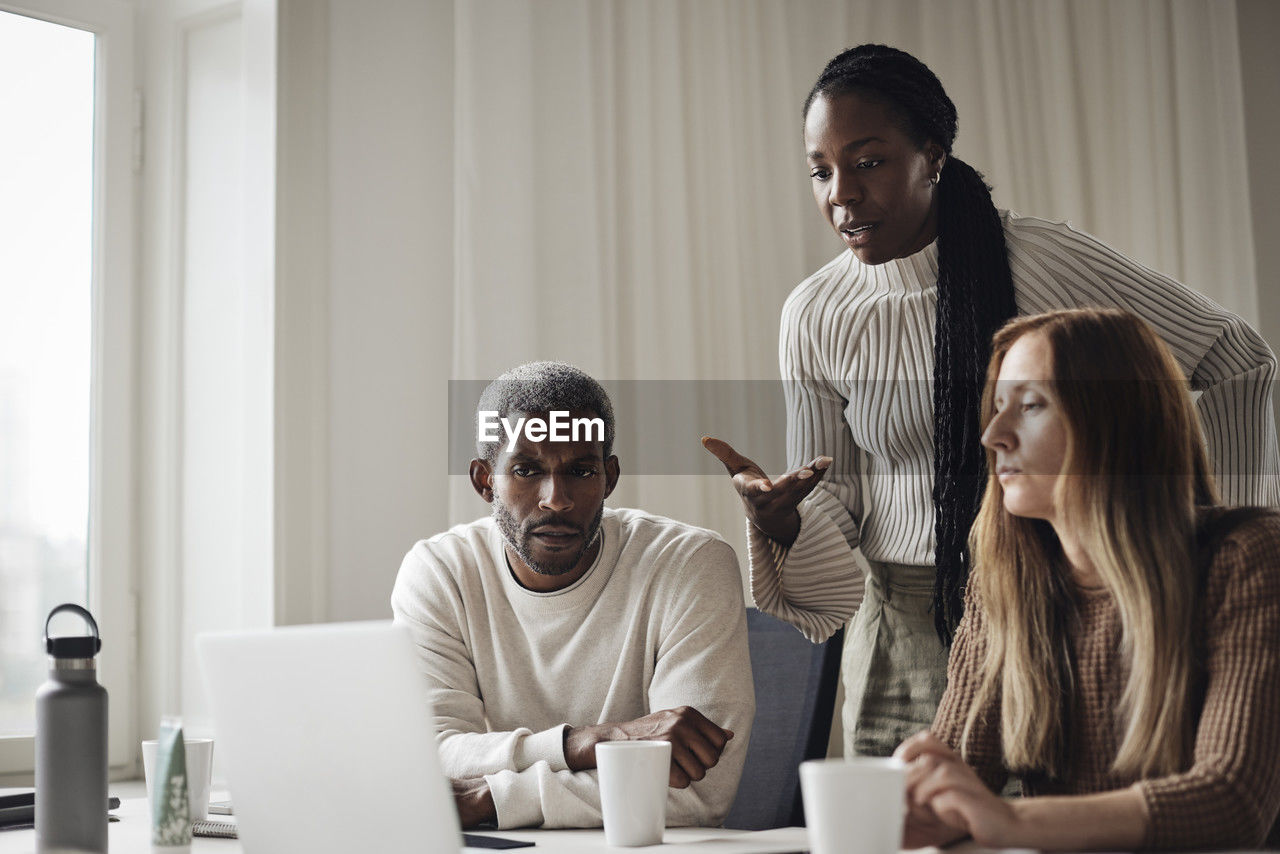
[35,603,108,854]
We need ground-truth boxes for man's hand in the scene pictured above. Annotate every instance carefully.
[451,777,496,829]
[895,731,1015,848]
[701,437,830,547]
[564,706,734,788]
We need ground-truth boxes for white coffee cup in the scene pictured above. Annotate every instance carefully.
[142,737,215,820]
[596,740,671,846]
[800,757,906,854]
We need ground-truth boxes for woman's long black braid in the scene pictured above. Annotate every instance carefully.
[806,45,1017,644]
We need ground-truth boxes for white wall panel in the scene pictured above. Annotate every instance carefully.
[326,0,454,621]
[178,9,261,733]
[136,0,277,761]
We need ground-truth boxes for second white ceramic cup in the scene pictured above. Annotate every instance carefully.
[596,740,671,846]
[141,737,215,820]
[799,757,906,854]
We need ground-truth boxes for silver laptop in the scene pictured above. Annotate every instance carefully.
[197,621,463,854]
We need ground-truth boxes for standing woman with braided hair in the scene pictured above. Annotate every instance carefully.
[704,44,1279,758]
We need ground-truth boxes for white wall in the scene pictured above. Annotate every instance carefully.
[324,0,456,621]
[177,9,262,727]
[135,0,278,758]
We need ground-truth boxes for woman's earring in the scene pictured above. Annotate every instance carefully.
[930,171,942,186]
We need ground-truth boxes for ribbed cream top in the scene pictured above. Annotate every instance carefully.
[749,212,1280,643]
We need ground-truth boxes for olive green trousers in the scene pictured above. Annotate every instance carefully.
[840,560,950,758]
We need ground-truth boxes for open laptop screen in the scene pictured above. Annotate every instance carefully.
[198,621,463,854]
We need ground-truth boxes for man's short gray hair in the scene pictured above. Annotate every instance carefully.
[475,361,615,462]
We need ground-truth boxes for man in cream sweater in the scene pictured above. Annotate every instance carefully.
[391,362,754,830]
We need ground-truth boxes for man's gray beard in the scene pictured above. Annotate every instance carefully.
[492,499,604,577]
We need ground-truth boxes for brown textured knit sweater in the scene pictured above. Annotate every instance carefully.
[932,512,1280,850]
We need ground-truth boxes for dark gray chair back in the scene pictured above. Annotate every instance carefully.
[723,608,844,830]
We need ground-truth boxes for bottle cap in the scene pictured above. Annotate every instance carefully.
[44,603,102,658]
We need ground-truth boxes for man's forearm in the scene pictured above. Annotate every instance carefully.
[441,724,570,777]
[1005,786,1148,850]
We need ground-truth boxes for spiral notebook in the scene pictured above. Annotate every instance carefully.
[193,817,238,839]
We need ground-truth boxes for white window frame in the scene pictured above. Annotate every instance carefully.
[0,0,136,782]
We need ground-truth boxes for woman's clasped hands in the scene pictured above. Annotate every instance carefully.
[895,731,1019,849]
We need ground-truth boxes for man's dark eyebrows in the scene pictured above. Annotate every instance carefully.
[806,136,885,160]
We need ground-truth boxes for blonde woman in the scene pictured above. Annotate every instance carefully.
[897,308,1280,850]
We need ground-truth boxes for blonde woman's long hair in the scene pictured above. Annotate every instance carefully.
[964,308,1218,780]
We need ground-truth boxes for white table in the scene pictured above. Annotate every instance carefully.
[1,785,996,854]
[1,783,817,854]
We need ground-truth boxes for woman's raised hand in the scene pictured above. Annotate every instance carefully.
[701,436,831,547]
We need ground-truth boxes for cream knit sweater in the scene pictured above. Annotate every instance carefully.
[391,507,755,829]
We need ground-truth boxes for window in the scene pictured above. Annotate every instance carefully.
[0,0,134,780]
[0,5,95,740]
